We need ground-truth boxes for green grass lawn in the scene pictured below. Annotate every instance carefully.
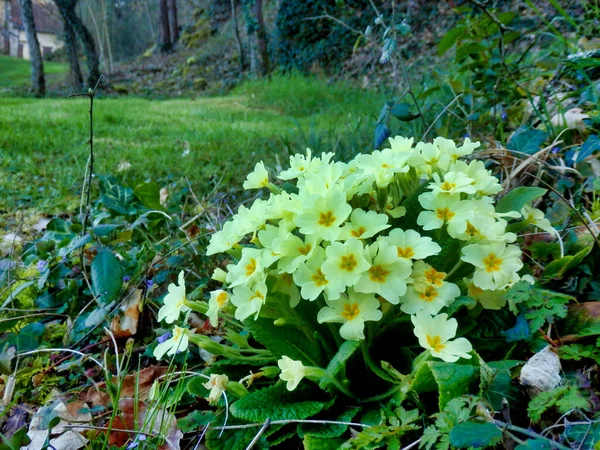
[0,54,68,90]
[0,75,383,214]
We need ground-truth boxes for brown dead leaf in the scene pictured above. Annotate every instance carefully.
[110,289,142,338]
[84,366,168,406]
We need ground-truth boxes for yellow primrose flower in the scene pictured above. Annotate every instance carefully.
[207,289,230,327]
[411,313,473,363]
[275,233,320,274]
[293,246,345,301]
[341,209,390,240]
[427,171,476,196]
[317,289,383,341]
[451,160,502,196]
[279,148,314,180]
[298,160,345,194]
[295,190,351,241]
[226,248,266,288]
[230,281,268,321]
[153,326,190,359]
[415,141,451,173]
[157,270,189,324]
[356,148,410,188]
[400,280,460,315]
[465,278,506,310]
[231,200,270,236]
[243,161,269,190]
[321,238,371,287]
[521,204,557,237]
[461,242,524,290]
[384,228,441,260]
[388,135,414,154]
[206,221,243,255]
[355,240,412,304]
[417,192,473,235]
[278,356,306,391]
[434,136,479,161]
[203,374,229,404]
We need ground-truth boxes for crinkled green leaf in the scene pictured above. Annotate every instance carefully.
[91,250,123,304]
[449,421,502,448]
[230,383,333,422]
[320,340,360,390]
[205,411,267,450]
[298,406,360,438]
[429,362,477,410]
[304,435,345,450]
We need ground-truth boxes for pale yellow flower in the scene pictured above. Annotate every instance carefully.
[278,356,306,391]
[411,313,473,363]
[153,326,190,359]
[243,161,269,190]
[321,238,370,287]
[461,242,524,290]
[207,289,230,327]
[203,374,229,404]
[157,271,189,324]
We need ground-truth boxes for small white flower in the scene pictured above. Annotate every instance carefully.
[411,313,473,363]
[278,356,306,391]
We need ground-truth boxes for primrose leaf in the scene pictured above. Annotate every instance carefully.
[91,250,123,304]
[496,187,547,214]
[205,410,267,450]
[449,421,502,448]
[429,362,477,410]
[507,126,548,155]
[543,246,593,279]
[230,383,333,422]
[320,340,360,390]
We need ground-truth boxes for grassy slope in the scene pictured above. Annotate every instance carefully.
[0,54,68,89]
[0,75,382,213]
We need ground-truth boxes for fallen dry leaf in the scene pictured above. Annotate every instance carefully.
[110,289,142,338]
[550,107,589,132]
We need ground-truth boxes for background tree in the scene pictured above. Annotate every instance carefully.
[20,0,45,96]
[54,0,100,87]
[159,0,172,52]
[243,0,269,76]
[168,0,179,43]
[62,17,83,88]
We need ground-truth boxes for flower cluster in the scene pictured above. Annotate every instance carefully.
[155,135,544,374]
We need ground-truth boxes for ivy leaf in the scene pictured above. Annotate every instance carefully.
[91,250,123,304]
[449,421,502,448]
[507,126,548,155]
[230,383,333,422]
[390,103,419,122]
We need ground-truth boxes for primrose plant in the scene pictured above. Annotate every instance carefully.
[152,135,547,406]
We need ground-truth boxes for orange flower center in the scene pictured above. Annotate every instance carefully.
[483,253,503,272]
[216,292,228,306]
[436,207,455,221]
[426,335,446,352]
[341,302,360,320]
[311,268,328,286]
[424,268,445,286]
[368,264,391,283]
[440,181,456,191]
[339,254,358,272]
[298,243,312,256]
[350,226,366,238]
[245,258,257,276]
[318,211,336,227]
[419,286,438,302]
[397,246,415,258]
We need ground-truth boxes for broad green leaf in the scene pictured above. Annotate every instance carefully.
[374,123,390,150]
[594,178,600,192]
[133,180,162,210]
[177,410,216,432]
[297,406,360,438]
[304,436,345,450]
[438,26,464,55]
[449,421,502,448]
[515,439,564,449]
[246,318,321,366]
[429,362,477,410]
[496,187,547,214]
[205,411,267,450]
[576,135,600,163]
[390,103,419,122]
[91,250,123,304]
[187,376,209,398]
[98,174,135,215]
[507,126,548,155]
[455,43,487,61]
[0,426,31,449]
[562,422,600,450]
[480,360,522,410]
[322,340,360,384]
[230,383,333,422]
[543,246,593,279]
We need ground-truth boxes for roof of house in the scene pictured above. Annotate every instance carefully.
[10,0,62,35]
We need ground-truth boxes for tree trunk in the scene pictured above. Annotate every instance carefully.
[168,0,178,43]
[69,7,101,86]
[62,15,83,88]
[19,0,45,96]
[253,0,269,75]
[230,0,244,72]
[159,0,171,52]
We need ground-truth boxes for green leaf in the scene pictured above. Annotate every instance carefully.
[576,135,600,163]
[98,175,135,215]
[230,383,333,422]
[133,180,162,210]
[390,103,419,122]
[429,362,477,410]
[0,426,31,449]
[528,385,590,423]
[374,123,390,150]
[496,187,547,214]
[515,439,565,449]
[91,250,123,304]
[543,246,593,279]
[246,318,321,366]
[455,43,487,61]
[304,436,346,450]
[438,26,464,55]
[449,421,502,448]
[480,360,522,411]
[177,410,216,433]
[321,340,360,388]
[205,411,267,450]
[562,422,600,450]
[297,406,360,438]
[507,126,548,155]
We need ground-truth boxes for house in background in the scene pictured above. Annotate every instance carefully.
[0,0,62,59]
